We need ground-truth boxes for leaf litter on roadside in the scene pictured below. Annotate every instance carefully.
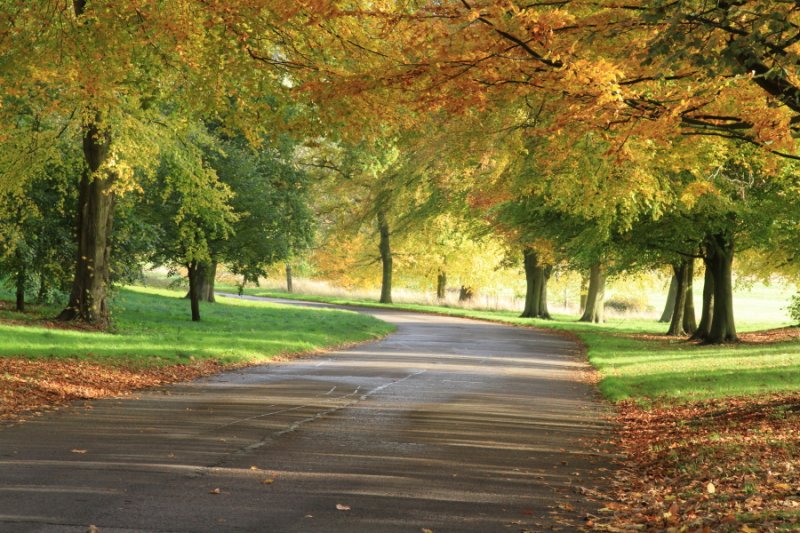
[591,394,800,531]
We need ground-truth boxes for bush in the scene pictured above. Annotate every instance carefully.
[605,295,652,314]
[788,293,800,324]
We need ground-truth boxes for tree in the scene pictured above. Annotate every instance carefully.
[0,151,79,311]
[579,263,606,324]
[138,125,236,321]
[212,136,315,296]
[520,248,552,319]
[0,1,302,323]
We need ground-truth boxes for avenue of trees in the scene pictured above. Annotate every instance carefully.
[1,1,800,342]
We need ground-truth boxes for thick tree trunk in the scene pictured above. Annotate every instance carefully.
[579,274,589,314]
[15,263,25,312]
[659,275,678,323]
[521,248,551,319]
[691,262,715,341]
[377,209,392,304]
[436,270,446,299]
[286,263,293,293]
[459,286,474,302]
[58,119,114,324]
[682,258,697,334]
[187,261,201,322]
[706,232,737,343]
[521,248,543,318]
[579,263,606,323]
[666,260,689,336]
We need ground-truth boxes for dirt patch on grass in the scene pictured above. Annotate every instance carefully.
[593,395,800,531]
[0,357,237,424]
[628,326,800,345]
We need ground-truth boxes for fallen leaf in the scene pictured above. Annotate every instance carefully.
[421,529,433,533]
[706,482,716,494]
[209,488,221,495]
[261,478,274,484]
[71,449,88,454]
[336,503,351,511]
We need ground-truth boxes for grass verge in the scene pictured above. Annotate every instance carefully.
[0,286,393,422]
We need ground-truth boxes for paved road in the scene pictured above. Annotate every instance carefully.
[0,298,614,532]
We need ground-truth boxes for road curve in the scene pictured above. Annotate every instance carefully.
[0,297,614,532]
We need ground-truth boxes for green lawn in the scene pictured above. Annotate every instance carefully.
[228,286,800,404]
[0,286,394,367]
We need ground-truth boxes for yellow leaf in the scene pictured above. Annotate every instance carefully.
[707,482,716,494]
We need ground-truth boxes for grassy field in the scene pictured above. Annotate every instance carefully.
[0,286,394,367]
[226,286,800,403]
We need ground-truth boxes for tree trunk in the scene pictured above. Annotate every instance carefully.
[521,248,543,318]
[579,274,589,314]
[204,261,217,302]
[682,258,697,334]
[666,260,689,336]
[286,263,293,293]
[659,275,678,323]
[436,270,446,299]
[540,265,552,319]
[521,248,551,319]
[15,263,25,312]
[579,263,606,323]
[691,262,715,341]
[705,232,737,343]
[459,286,474,302]
[187,261,201,322]
[183,261,216,302]
[377,208,392,304]
[36,275,48,304]
[58,118,114,324]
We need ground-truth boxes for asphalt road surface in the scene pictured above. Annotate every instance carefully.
[0,298,614,532]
